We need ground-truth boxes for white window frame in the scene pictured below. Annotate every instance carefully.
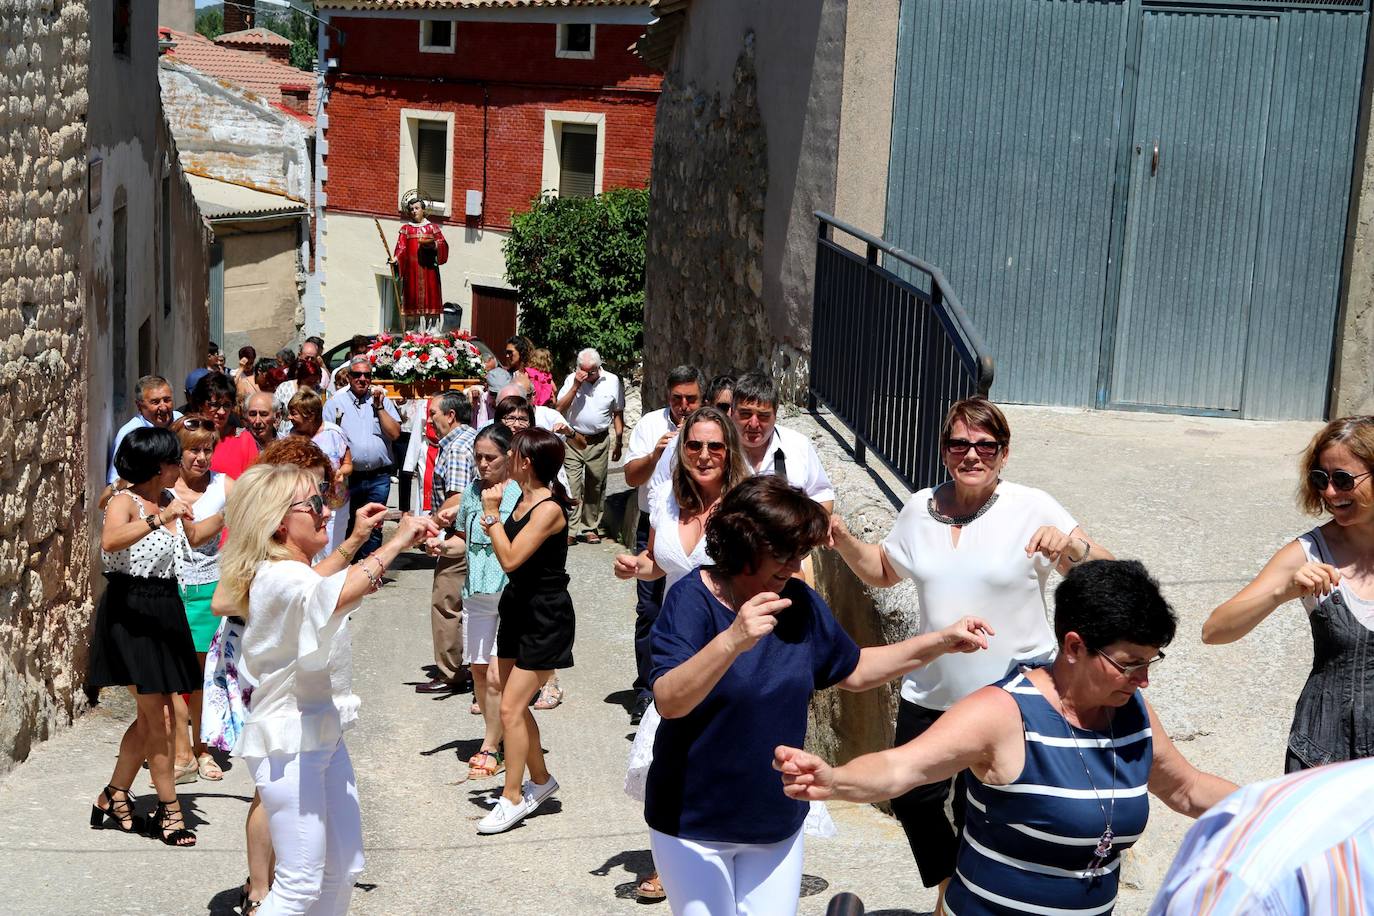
[555,23,595,60]
[419,19,456,54]
[542,110,605,198]
[398,108,455,216]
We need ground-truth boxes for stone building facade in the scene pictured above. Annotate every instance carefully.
[0,0,211,775]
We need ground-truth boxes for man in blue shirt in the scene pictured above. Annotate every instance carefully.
[323,356,402,559]
[108,375,181,485]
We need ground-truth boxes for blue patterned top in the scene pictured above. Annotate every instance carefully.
[947,665,1153,915]
[458,480,521,598]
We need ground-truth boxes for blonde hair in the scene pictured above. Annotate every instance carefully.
[529,347,554,374]
[1297,416,1374,516]
[287,387,324,431]
[217,463,316,614]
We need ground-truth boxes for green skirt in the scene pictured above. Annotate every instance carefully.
[179,581,219,654]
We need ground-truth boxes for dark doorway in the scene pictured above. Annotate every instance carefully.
[471,285,517,350]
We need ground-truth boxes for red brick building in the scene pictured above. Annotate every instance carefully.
[315,0,660,342]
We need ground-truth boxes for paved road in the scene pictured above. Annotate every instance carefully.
[0,538,936,915]
[0,403,1327,915]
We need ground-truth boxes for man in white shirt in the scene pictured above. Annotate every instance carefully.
[555,347,625,544]
[108,375,182,484]
[622,364,704,722]
[646,370,835,512]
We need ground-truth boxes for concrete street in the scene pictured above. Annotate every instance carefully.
[0,404,1326,915]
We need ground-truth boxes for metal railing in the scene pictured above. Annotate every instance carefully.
[809,212,994,494]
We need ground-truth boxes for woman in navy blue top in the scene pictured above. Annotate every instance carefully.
[777,560,1237,915]
[647,476,994,915]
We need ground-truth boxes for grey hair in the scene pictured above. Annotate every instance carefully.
[577,347,602,368]
[134,375,171,402]
[349,355,372,371]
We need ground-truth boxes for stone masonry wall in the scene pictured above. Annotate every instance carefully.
[0,0,95,772]
[642,33,774,389]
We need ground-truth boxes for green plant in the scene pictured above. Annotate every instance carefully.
[195,8,224,39]
[503,187,649,376]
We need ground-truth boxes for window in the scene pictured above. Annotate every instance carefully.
[542,111,605,198]
[113,0,132,57]
[556,23,595,59]
[398,110,454,215]
[559,126,598,198]
[420,20,455,53]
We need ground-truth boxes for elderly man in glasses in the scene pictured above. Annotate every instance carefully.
[324,356,402,559]
[209,391,278,479]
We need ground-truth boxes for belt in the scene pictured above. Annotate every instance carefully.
[352,465,392,478]
[570,429,610,449]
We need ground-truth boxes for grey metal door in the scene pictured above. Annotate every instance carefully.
[1109,10,1277,412]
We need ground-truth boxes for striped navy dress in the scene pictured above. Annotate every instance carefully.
[945,665,1153,916]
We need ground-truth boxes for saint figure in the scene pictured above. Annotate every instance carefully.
[392,190,449,320]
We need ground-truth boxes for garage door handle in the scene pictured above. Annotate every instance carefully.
[1151,141,1160,177]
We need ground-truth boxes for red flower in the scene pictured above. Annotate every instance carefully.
[420,352,431,362]
[393,349,403,359]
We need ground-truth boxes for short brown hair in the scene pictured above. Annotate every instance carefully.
[287,388,324,429]
[940,396,1011,446]
[672,406,750,515]
[1297,416,1374,516]
[171,416,219,452]
[253,436,331,477]
[705,476,830,577]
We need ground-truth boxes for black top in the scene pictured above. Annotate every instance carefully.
[501,496,571,597]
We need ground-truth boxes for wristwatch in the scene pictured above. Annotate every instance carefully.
[481,514,499,530]
[145,514,162,531]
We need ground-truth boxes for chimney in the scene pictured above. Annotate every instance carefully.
[157,0,195,33]
[223,2,253,34]
[280,84,312,116]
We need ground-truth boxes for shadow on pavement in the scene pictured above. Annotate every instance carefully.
[604,688,637,713]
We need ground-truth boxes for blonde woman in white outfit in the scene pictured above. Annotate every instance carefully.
[216,463,438,915]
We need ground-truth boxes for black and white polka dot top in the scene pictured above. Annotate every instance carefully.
[101,489,188,580]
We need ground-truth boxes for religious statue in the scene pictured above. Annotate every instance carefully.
[391,190,449,325]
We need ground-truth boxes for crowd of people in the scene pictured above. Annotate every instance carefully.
[81,329,1374,915]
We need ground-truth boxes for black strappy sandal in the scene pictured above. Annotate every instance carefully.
[89,784,145,833]
[147,799,197,847]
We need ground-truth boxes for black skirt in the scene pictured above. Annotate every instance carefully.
[497,587,575,671]
[87,573,202,695]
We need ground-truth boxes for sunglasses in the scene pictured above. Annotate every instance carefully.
[181,417,214,431]
[349,371,372,379]
[944,438,1004,459]
[1308,469,1373,492]
[715,401,732,411]
[684,439,726,455]
[1096,648,1165,678]
[289,494,326,517]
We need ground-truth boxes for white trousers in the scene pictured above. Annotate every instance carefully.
[650,826,806,916]
[246,741,366,916]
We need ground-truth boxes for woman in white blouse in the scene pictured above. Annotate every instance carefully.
[614,405,750,900]
[828,396,1114,911]
[216,462,437,915]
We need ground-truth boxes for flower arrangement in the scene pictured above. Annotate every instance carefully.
[366,331,486,383]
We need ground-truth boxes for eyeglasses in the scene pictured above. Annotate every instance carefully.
[715,401,732,411]
[684,439,726,455]
[1308,469,1373,492]
[289,494,326,517]
[349,371,372,379]
[181,417,214,431]
[1095,648,1165,678]
[944,438,1004,459]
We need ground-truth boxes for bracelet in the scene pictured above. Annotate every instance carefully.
[360,555,384,592]
[1073,537,1091,564]
[336,542,356,563]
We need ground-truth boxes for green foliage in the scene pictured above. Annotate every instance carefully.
[503,188,649,375]
[259,9,318,72]
[195,8,224,39]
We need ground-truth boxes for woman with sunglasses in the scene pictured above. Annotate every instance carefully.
[288,388,353,557]
[1205,416,1374,772]
[216,462,436,914]
[777,561,1235,916]
[827,395,1113,909]
[646,475,993,915]
[614,405,750,900]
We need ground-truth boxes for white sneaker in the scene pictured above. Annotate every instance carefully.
[477,795,530,834]
[522,775,560,812]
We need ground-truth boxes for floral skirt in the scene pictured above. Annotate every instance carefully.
[201,616,252,752]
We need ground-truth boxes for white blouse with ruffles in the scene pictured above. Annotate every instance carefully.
[234,560,361,758]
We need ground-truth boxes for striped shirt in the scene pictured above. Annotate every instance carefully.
[431,426,477,509]
[1149,758,1374,915]
[946,666,1152,915]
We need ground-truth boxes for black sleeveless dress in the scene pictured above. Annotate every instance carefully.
[496,496,575,670]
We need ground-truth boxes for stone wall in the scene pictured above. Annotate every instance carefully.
[0,0,95,772]
[642,34,772,388]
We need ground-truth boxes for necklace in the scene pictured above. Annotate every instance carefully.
[1048,675,1117,872]
[926,482,999,526]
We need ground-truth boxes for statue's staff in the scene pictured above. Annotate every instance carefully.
[374,218,403,313]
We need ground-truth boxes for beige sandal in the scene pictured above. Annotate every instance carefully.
[637,872,666,900]
[467,749,504,780]
[150,759,198,787]
[197,753,224,781]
